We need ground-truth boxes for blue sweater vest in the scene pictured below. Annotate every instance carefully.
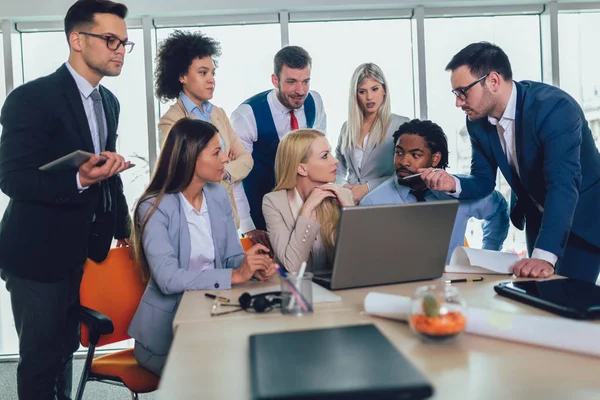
[241,90,316,230]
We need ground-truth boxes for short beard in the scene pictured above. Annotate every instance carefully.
[277,84,302,110]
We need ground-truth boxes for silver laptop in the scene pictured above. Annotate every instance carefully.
[313,200,459,290]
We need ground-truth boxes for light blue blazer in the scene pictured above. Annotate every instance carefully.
[336,113,410,191]
[128,183,245,357]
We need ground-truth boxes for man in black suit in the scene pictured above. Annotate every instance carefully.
[0,1,134,398]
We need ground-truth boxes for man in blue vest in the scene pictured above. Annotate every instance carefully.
[231,46,327,248]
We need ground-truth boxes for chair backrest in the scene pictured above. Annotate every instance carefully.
[80,247,147,347]
[240,237,254,252]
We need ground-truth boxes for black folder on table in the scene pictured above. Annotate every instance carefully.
[249,324,434,400]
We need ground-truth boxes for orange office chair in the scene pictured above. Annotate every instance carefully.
[240,237,254,252]
[74,247,159,400]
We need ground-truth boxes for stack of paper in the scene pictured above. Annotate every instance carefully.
[446,247,520,274]
[364,292,600,357]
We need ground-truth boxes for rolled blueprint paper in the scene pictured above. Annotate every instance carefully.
[364,292,600,358]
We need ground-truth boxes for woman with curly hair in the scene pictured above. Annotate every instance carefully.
[155,30,253,229]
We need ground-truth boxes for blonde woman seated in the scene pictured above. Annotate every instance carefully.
[155,30,253,231]
[128,118,274,376]
[262,129,354,273]
[336,63,410,204]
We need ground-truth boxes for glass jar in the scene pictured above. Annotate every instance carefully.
[409,285,467,342]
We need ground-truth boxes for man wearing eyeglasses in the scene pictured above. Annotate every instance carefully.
[419,41,600,284]
[0,1,133,398]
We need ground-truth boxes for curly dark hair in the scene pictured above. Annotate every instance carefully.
[154,30,222,102]
[393,119,450,170]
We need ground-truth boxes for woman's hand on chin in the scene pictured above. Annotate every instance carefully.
[299,188,335,219]
[318,184,355,206]
[231,244,272,285]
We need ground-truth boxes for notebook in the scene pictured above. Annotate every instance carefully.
[446,247,519,274]
[249,324,434,400]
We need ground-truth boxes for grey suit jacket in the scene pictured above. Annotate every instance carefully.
[128,183,244,356]
[335,113,409,190]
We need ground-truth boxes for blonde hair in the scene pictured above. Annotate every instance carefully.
[341,63,392,153]
[274,129,341,250]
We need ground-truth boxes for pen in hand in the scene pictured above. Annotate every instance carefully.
[445,277,484,284]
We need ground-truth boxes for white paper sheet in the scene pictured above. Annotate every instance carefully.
[364,292,600,358]
[447,247,520,274]
[248,282,341,304]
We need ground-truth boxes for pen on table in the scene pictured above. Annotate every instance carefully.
[445,277,484,284]
[204,293,230,303]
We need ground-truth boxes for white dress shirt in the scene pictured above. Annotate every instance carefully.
[179,192,216,271]
[65,62,108,191]
[230,89,328,233]
[455,82,557,266]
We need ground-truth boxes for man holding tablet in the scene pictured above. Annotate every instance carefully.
[0,1,133,398]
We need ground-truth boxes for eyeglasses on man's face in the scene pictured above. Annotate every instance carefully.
[78,32,135,53]
[451,74,489,101]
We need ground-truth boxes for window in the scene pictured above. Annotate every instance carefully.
[558,12,600,150]
[289,19,415,148]
[425,15,542,254]
[155,24,281,119]
[21,29,150,213]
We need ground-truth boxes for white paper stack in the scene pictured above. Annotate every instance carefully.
[364,292,600,357]
[447,247,520,274]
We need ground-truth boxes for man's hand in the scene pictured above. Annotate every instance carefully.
[79,151,130,187]
[116,238,131,247]
[417,168,456,192]
[511,258,555,279]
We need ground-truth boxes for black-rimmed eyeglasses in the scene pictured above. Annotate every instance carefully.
[451,74,489,100]
[78,32,135,53]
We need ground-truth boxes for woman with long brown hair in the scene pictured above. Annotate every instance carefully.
[128,118,274,376]
[262,129,354,273]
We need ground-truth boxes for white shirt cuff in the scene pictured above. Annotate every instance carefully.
[448,176,461,197]
[531,248,558,267]
[76,172,89,192]
[239,216,256,234]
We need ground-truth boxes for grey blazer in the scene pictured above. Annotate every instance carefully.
[335,113,409,190]
[128,183,244,357]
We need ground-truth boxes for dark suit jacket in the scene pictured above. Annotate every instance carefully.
[0,64,131,282]
[458,80,600,258]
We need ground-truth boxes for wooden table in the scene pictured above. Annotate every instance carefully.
[159,275,600,399]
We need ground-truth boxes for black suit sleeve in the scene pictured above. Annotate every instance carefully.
[0,85,90,205]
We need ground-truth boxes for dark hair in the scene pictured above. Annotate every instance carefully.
[393,119,449,170]
[64,0,128,40]
[274,46,312,78]
[132,118,219,281]
[154,30,222,102]
[445,41,513,81]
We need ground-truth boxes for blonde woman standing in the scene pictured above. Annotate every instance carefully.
[263,130,354,273]
[336,63,409,204]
